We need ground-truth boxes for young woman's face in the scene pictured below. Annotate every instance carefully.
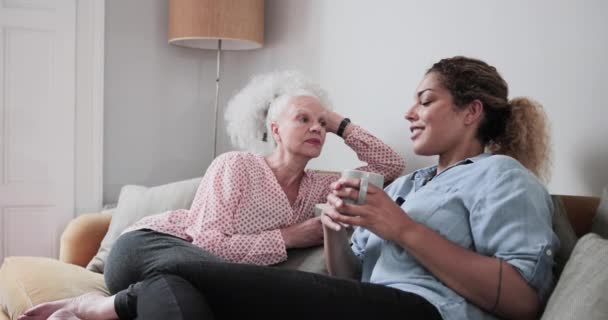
[273,95,327,158]
[405,72,470,156]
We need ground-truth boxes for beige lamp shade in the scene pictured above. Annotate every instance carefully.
[168,0,264,50]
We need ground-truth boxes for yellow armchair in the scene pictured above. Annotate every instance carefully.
[0,212,112,319]
[59,212,112,267]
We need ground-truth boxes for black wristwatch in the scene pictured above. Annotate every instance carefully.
[337,118,351,137]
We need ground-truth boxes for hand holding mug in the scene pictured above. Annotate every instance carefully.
[316,170,384,232]
[325,178,418,242]
[338,170,384,205]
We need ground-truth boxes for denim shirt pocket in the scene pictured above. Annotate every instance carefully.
[403,185,453,224]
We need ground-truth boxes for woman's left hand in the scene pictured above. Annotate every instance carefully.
[324,178,417,243]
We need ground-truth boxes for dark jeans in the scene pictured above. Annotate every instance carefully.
[105,229,443,320]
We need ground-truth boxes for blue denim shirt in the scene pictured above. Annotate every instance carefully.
[351,153,559,320]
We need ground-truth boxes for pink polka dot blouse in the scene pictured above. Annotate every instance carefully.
[125,125,405,266]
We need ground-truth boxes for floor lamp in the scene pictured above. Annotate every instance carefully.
[168,0,264,158]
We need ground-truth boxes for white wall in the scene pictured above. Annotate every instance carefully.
[221,0,608,197]
[105,0,608,203]
[104,0,218,203]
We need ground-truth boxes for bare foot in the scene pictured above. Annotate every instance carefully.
[17,296,74,320]
[18,292,118,320]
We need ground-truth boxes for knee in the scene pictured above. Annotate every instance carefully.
[137,274,213,319]
[110,230,146,257]
[104,231,148,293]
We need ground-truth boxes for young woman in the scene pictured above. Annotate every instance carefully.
[321,57,557,320]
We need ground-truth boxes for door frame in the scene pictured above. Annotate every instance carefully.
[75,0,104,215]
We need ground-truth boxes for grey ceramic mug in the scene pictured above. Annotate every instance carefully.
[340,169,384,204]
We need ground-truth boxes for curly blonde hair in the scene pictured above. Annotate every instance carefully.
[427,56,552,181]
[489,97,551,181]
[224,70,331,154]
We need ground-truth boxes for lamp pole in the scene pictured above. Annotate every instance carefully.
[212,39,222,159]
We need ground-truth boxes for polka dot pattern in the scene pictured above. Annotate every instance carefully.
[125,125,405,265]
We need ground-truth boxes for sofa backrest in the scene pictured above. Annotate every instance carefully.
[557,195,600,237]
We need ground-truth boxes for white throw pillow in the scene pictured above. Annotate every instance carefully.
[86,177,201,273]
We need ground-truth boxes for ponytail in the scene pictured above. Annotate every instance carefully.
[487,97,551,181]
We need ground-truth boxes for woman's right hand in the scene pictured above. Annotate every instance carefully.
[280,217,324,249]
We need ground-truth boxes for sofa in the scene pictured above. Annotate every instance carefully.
[1,177,607,319]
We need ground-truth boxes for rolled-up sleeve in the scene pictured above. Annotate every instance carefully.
[469,168,560,301]
[344,125,406,182]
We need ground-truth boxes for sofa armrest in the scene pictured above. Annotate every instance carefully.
[59,212,112,267]
[1,308,9,320]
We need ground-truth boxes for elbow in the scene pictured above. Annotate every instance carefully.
[397,159,406,176]
[393,155,406,174]
[387,159,406,181]
[515,304,540,320]
[517,284,542,320]
[493,273,541,320]
[523,299,541,320]
[503,294,541,320]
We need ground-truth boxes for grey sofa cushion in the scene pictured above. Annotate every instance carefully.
[87,178,201,273]
[541,233,608,320]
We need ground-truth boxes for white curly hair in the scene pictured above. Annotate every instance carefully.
[225,70,332,154]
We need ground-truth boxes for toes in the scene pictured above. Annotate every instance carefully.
[18,315,46,320]
[23,305,47,316]
[20,298,72,319]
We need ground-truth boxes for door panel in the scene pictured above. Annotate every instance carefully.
[0,0,76,263]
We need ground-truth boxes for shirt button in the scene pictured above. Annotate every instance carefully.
[546,249,553,256]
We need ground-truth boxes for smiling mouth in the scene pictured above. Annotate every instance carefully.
[410,127,424,139]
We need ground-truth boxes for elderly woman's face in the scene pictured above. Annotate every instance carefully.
[274,95,327,158]
[405,72,470,156]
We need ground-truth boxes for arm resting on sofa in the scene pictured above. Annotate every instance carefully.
[60,212,112,267]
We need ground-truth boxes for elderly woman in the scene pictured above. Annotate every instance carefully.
[19,71,404,320]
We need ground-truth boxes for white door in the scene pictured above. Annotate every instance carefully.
[0,0,76,262]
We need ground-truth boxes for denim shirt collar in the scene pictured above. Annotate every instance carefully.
[411,153,492,185]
